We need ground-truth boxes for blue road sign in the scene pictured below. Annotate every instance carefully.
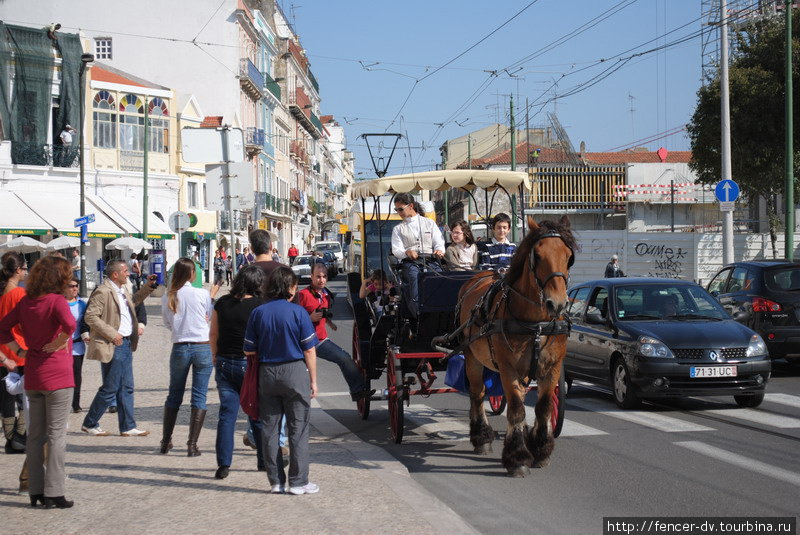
[74,213,96,227]
[715,180,740,203]
[80,224,88,244]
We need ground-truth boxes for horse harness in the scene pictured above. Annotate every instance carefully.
[432,232,573,384]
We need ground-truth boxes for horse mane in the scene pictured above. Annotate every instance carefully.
[505,218,579,286]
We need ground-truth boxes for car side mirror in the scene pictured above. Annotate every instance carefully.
[709,290,719,298]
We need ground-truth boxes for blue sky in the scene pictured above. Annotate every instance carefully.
[291,0,708,177]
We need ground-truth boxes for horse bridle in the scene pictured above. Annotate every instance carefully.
[529,231,574,291]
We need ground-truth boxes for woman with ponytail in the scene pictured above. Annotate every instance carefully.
[0,251,28,454]
[160,257,213,457]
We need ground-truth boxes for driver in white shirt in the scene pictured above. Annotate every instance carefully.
[390,193,445,318]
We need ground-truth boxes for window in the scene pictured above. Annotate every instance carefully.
[94,38,112,60]
[187,182,198,209]
[92,90,116,148]
[707,268,732,295]
[119,94,144,151]
[147,98,169,153]
[567,287,591,319]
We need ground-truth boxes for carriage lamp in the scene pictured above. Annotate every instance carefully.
[745,335,768,357]
[637,336,674,358]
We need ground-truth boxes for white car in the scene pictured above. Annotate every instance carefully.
[313,241,344,272]
[291,255,314,281]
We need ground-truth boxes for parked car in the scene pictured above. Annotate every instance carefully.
[707,260,800,365]
[314,241,344,272]
[291,255,314,282]
[565,277,771,409]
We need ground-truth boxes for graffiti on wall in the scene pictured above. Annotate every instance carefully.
[634,242,688,279]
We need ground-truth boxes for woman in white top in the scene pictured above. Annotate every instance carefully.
[160,258,213,457]
[443,220,478,271]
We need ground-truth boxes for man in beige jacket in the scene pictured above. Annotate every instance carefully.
[81,259,157,436]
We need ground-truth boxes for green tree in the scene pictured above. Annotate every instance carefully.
[687,9,799,254]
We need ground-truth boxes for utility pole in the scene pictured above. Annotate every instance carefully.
[222,126,238,277]
[510,95,517,242]
[78,53,93,297]
[143,97,149,250]
[720,0,734,265]
[785,0,794,261]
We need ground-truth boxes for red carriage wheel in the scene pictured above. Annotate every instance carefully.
[551,366,567,438]
[486,395,506,416]
[352,324,370,420]
[386,349,404,443]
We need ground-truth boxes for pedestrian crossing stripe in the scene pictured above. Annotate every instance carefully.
[703,408,800,429]
[765,393,800,410]
[568,398,715,433]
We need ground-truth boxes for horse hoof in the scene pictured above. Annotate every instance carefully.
[473,443,493,455]
[507,466,530,478]
[533,457,551,469]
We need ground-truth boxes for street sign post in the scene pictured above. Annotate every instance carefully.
[74,213,95,227]
[169,211,191,256]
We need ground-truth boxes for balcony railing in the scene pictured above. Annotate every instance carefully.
[239,58,265,98]
[310,112,323,135]
[262,192,290,215]
[120,150,144,171]
[245,127,265,149]
[308,69,319,94]
[11,142,78,168]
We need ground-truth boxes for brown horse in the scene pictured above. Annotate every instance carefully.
[457,216,575,477]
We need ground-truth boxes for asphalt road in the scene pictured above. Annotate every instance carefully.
[316,277,800,535]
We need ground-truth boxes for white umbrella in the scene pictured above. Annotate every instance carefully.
[45,235,81,251]
[104,236,153,251]
[0,236,48,254]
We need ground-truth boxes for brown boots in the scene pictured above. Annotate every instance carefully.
[186,408,206,457]
[159,406,179,454]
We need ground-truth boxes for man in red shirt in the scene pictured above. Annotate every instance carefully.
[287,244,299,266]
[295,263,373,401]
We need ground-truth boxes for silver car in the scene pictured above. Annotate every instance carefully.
[291,255,313,282]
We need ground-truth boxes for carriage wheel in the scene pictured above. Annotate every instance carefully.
[486,395,506,416]
[551,366,567,438]
[352,324,370,420]
[387,349,404,444]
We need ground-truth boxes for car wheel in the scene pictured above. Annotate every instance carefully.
[612,358,641,409]
[733,392,765,408]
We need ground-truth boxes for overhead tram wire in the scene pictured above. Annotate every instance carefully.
[601,124,688,152]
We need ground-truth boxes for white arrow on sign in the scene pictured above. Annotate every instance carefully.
[723,182,732,202]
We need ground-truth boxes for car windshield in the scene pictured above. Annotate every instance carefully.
[764,266,800,291]
[294,256,312,266]
[314,243,341,253]
[613,283,727,321]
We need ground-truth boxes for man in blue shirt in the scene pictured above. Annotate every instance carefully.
[478,213,517,271]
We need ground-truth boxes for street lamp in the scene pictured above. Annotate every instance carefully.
[78,52,94,297]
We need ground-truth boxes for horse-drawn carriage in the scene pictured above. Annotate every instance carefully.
[346,169,576,477]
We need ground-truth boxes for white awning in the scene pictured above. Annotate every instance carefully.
[88,195,175,239]
[0,191,52,235]
[12,191,127,238]
[351,169,531,199]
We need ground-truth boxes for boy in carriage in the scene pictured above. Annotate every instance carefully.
[390,193,445,319]
[478,212,517,272]
[359,269,397,321]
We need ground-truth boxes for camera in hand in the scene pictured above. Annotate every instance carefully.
[316,307,333,319]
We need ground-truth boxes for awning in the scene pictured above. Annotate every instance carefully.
[0,191,52,235]
[351,169,530,199]
[12,191,127,238]
[88,195,175,240]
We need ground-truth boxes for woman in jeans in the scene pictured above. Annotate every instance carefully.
[244,266,318,495]
[0,255,76,508]
[209,265,265,479]
[160,258,213,457]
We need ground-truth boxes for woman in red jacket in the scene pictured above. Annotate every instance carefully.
[0,251,28,453]
[0,255,76,509]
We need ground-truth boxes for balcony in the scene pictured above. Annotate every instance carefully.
[263,71,282,102]
[287,39,308,72]
[288,86,321,139]
[245,127,265,155]
[11,142,78,168]
[239,58,265,99]
[308,69,319,94]
[262,193,291,216]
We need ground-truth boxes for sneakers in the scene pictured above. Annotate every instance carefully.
[269,484,285,494]
[81,426,109,436]
[288,483,319,495]
[242,434,257,450]
[120,428,150,437]
[108,406,117,414]
[351,389,376,402]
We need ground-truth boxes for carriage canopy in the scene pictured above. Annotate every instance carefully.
[351,169,531,199]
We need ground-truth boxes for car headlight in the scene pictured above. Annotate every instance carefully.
[746,334,768,357]
[637,336,674,358]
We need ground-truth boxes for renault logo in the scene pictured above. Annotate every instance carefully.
[708,350,719,361]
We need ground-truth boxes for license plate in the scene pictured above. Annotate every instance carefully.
[690,366,737,378]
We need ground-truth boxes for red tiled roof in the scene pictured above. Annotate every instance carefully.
[91,65,147,88]
[320,115,334,124]
[583,150,692,164]
[457,143,574,169]
[200,116,223,128]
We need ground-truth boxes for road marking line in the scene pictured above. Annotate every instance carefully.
[404,405,470,441]
[315,391,351,398]
[704,408,800,429]
[570,398,715,432]
[523,412,609,437]
[675,441,800,487]
[765,393,800,409]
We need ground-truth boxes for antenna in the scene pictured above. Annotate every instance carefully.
[628,92,636,141]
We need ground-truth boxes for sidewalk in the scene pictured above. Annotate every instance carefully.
[1,292,479,535]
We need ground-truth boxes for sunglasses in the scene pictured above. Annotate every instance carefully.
[394,205,408,213]
[68,284,78,288]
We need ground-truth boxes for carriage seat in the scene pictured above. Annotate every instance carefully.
[417,270,481,313]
